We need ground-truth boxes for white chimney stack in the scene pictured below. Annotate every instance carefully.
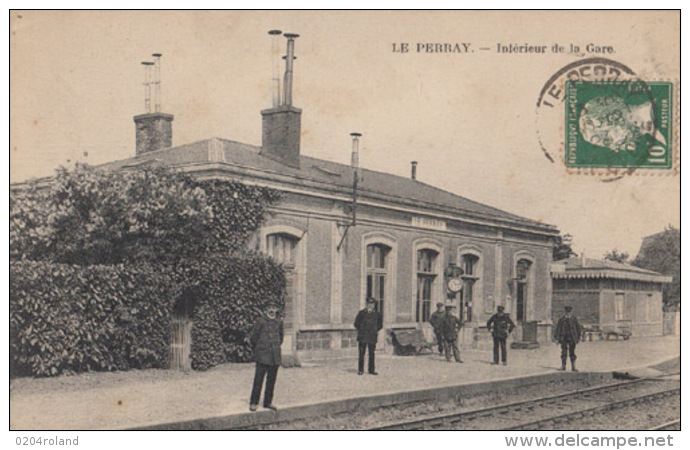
[350,133,361,169]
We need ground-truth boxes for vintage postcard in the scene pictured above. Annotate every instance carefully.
[9,10,680,440]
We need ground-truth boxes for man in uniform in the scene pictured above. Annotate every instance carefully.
[487,305,515,366]
[554,305,582,372]
[354,297,383,375]
[249,300,283,411]
[441,304,464,363]
[429,302,446,354]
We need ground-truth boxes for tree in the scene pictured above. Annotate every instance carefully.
[603,248,630,264]
[553,233,577,261]
[10,163,280,265]
[633,226,680,309]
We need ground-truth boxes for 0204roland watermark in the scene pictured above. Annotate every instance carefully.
[15,436,79,447]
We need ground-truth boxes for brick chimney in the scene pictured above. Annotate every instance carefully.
[134,113,174,155]
[260,32,301,168]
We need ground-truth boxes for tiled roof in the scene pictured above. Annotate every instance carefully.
[100,138,557,234]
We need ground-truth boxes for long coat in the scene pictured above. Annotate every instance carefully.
[354,309,383,344]
[554,315,582,344]
[487,313,515,339]
[250,315,284,366]
[429,310,445,332]
[440,313,463,341]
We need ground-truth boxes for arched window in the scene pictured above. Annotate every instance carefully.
[416,248,439,323]
[366,243,390,317]
[266,233,299,269]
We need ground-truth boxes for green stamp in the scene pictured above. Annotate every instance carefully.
[565,80,673,169]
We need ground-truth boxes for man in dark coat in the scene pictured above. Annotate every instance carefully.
[429,302,446,354]
[354,297,383,375]
[554,305,582,372]
[486,305,515,366]
[249,300,283,411]
[441,304,464,363]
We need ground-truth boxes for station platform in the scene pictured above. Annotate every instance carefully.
[9,335,680,430]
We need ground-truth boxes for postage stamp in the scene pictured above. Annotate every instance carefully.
[564,80,673,170]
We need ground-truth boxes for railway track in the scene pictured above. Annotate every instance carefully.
[367,379,679,431]
[648,419,680,431]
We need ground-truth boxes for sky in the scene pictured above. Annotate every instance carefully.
[9,11,680,258]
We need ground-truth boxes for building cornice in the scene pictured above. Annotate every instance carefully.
[181,162,559,239]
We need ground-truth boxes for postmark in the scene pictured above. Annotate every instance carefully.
[564,80,673,170]
[534,57,678,177]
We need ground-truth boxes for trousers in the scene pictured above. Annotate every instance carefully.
[493,336,508,363]
[358,342,376,373]
[560,341,577,364]
[444,338,461,362]
[434,331,444,353]
[249,362,279,406]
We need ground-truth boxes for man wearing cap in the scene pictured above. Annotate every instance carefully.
[429,302,446,354]
[486,305,515,366]
[248,300,283,411]
[440,304,464,363]
[354,297,383,375]
[554,305,582,372]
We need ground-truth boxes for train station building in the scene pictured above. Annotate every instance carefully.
[102,34,559,362]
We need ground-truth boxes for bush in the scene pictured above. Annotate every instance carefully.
[10,261,179,378]
[10,256,286,377]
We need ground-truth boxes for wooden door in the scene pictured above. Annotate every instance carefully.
[171,316,192,371]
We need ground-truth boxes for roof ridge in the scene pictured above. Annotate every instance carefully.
[301,154,536,225]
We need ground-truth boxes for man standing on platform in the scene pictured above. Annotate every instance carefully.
[441,304,464,363]
[554,305,582,372]
[487,305,515,366]
[429,302,446,354]
[249,300,283,412]
[354,297,383,375]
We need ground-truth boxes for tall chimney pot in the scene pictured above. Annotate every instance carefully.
[283,33,299,106]
[268,30,283,107]
[411,161,418,180]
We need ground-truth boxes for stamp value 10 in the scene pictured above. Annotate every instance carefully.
[564,81,673,170]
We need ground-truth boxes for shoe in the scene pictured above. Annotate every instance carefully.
[491,362,499,365]
[263,404,278,411]
[572,368,579,372]
[249,404,258,412]
[369,371,379,375]
[558,366,566,371]
[456,360,464,363]
[357,371,363,375]
[503,361,507,366]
